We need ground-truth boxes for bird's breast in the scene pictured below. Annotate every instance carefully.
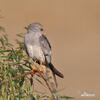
[27,45,45,62]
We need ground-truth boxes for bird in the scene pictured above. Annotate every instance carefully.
[24,22,64,86]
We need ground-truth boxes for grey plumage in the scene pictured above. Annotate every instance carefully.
[24,22,64,86]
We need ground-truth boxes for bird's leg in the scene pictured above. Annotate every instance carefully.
[31,60,37,74]
[37,61,43,74]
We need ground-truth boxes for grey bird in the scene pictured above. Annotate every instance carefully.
[24,22,64,86]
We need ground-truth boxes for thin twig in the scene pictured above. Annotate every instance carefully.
[40,73,57,100]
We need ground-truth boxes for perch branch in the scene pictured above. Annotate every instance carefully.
[40,73,57,100]
[0,71,33,86]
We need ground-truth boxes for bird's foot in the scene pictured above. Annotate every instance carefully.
[37,66,43,74]
[31,66,37,74]
[31,66,43,74]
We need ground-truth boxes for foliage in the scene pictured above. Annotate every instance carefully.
[0,33,73,100]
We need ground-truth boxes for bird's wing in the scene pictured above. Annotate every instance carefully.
[39,34,64,87]
[39,34,51,63]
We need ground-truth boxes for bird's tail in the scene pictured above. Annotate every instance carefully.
[48,63,64,87]
[49,63,64,78]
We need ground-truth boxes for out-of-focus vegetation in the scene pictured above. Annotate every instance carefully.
[0,28,73,100]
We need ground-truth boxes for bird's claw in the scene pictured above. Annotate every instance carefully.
[31,66,37,74]
[31,66,43,74]
[37,66,43,74]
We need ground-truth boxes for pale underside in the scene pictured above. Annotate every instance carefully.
[27,45,45,62]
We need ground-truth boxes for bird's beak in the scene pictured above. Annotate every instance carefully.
[24,26,28,30]
[40,28,43,31]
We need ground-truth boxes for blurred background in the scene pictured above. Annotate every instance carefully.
[0,0,100,99]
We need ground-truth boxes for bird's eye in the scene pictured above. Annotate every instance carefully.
[40,28,43,31]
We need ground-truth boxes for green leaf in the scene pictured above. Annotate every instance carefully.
[1,85,5,94]
[0,96,4,100]
[30,77,33,85]
[16,33,25,38]
[51,89,57,94]
[28,94,35,100]
[15,94,24,99]
[60,96,74,100]
[36,95,41,100]
[19,77,25,87]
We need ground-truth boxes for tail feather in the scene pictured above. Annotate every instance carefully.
[48,63,64,87]
[49,63,64,78]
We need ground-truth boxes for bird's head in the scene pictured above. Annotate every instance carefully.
[26,22,43,32]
